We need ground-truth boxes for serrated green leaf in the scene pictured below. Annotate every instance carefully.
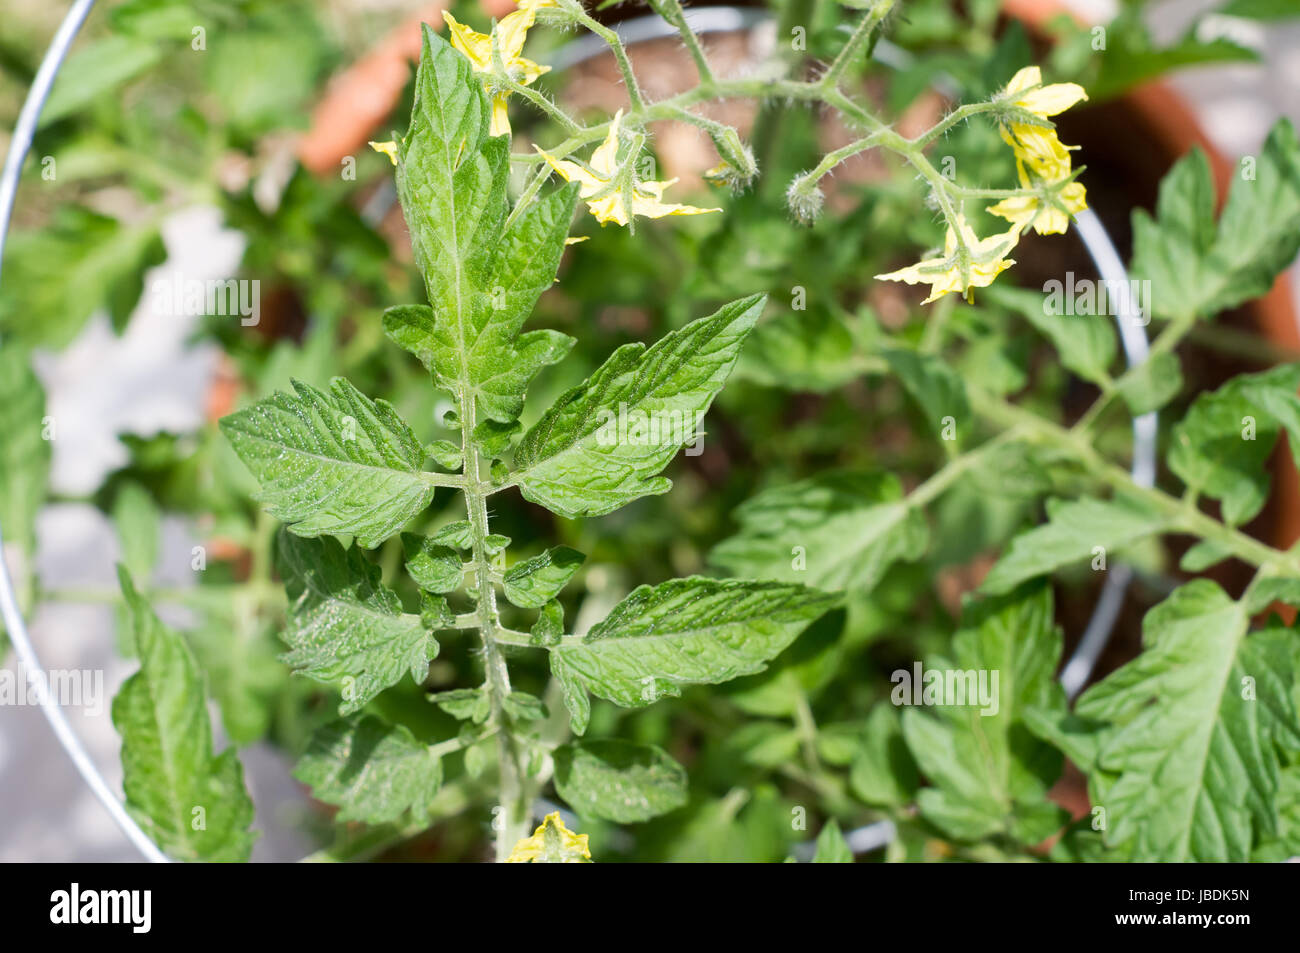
[549,576,837,727]
[112,568,255,861]
[981,494,1169,595]
[1244,576,1300,614]
[883,347,971,443]
[0,348,50,556]
[711,470,928,591]
[276,532,435,716]
[984,285,1116,387]
[294,715,442,825]
[1132,121,1300,319]
[429,687,491,722]
[385,26,578,424]
[850,704,921,808]
[1115,350,1182,416]
[811,819,854,863]
[1072,582,1300,861]
[502,546,585,608]
[1169,364,1300,526]
[554,739,688,822]
[724,608,845,717]
[1181,538,1232,572]
[900,584,1069,844]
[513,294,766,518]
[0,206,164,347]
[112,481,161,581]
[531,598,565,646]
[402,533,464,594]
[426,439,463,470]
[429,520,474,549]
[221,377,438,548]
[504,690,547,722]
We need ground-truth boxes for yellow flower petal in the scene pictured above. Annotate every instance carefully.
[876,218,1019,303]
[490,95,512,137]
[590,110,623,177]
[442,12,491,70]
[1004,65,1088,117]
[497,8,536,61]
[507,812,591,863]
[368,140,398,166]
[534,147,606,196]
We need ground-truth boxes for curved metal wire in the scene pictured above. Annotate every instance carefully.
[0,0,170,864]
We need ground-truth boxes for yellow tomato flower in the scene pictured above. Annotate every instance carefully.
[368,140,398,166]
[876,216,1020,304]
[997,65,1088,181]
[506,812,592,863]
[443,10,549,137]
[535,110,721,226]
[989,161,1088,236]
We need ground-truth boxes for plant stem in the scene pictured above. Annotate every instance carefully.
[820,0,894,90]
[457,389,531,861]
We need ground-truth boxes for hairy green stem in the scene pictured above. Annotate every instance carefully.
[457,390,531,861]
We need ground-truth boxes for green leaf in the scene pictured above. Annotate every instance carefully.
[549,576,836,731]
[901,584,1069,844]
[1244,576,1300,615]
[1115,351,1182,415]
[112,568,255,861]
[981,494,1168,595]
[0,348,50,556]
[513,294,765,518]
[883,347,971,443]
[984,285,1116,387]
[112,481,161,581]
[276,532,436,716]
[711,470,928,591]
[429,520,474,549]
[531,599,565,646]
[502,546,585,608]
[734,308,864,392]
[401,533,464,594]
[385,26,578,425]
[0,206,164,346]
[41,36,163,127]
[553,739,688,822]
[185,612,287,747]
[1071,582,1300,861]
[1168,365,1300,526]
[1132,121,1300,319]
[849,704,921,808]
[811,819,854,863]
[294,715,443,825]
[429,687,491,722]
[426,439,463,470]
[220,377,438,548]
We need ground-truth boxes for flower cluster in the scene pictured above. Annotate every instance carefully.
[536,110,721,227]
[877,66,1089,304]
